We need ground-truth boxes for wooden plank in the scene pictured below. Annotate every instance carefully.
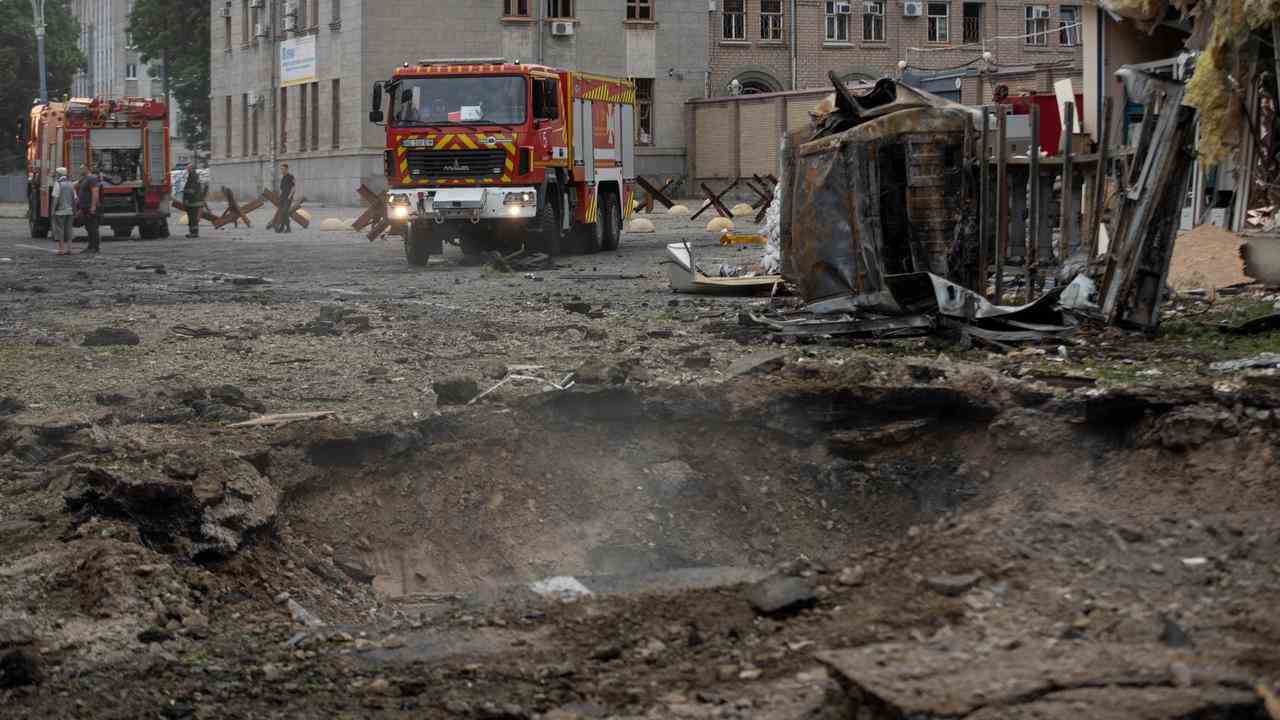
[1027,103,1041,301]
[634,176,676,210]
[1085,97,1112,263]
[978,107,991,298]
[995,105,1010,302]
[1059,101,1077,263]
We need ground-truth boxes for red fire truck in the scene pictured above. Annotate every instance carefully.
[370,58,636,265]
[22,97,172,240]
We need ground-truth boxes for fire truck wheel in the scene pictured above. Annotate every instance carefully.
[404,228,433,267]
[600,190,622,252]
[28,196,48,239]
[537,189,562,257]
[114,225,135,239]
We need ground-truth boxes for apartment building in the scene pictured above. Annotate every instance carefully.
[208,0,709,204]
[708,0,1083,104]
[69,0,190,165]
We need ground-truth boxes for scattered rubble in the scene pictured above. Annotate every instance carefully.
[81,327,141,347]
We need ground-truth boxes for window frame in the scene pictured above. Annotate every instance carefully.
[825,1,850,43]
[927,2,950,44]
[504,0,530,17]
[962,2,981,44]
[634,77,654,146]
[1058,5,1080,46]
[862,1,884,42]
[723,0,746,40]
[546,0,573,19]
[1024,5,1050,46]
[626,0,652,21]
[760,0,783,41]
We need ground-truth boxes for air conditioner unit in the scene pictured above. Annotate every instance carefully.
[254,21,267,37]
[834,2,852,14]
[218,6,231,17]
[551,20,574,36]
[903,1,923,16]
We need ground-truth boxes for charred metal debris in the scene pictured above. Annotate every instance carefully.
[747,70,1198,344]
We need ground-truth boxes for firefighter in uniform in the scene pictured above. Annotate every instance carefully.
[182,165,204,238]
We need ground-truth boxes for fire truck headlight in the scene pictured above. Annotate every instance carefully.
[389,205,410,220]
[508,206,521,216]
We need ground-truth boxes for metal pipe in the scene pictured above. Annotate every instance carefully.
[536,0,544,64]
[789,0,797,90]
[269,0,279,192]
[33,0,48,102]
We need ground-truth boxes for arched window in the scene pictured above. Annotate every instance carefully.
[728,71,782,96]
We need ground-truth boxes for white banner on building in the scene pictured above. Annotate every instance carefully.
[280,36,317,88]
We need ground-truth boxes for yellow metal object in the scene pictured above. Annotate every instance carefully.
[720,233,767,246]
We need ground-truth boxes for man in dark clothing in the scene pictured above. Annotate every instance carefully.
[182,165,204,238]
[76,165,101,253]
[274,164,296,233]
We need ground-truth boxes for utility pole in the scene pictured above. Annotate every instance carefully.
[32,0,48,102]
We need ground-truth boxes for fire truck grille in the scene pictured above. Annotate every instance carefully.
[405,149,507,180]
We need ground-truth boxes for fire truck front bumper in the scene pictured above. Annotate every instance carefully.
[385,187,538,223]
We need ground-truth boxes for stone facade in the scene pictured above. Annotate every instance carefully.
[208,0,708,205]
[708,0,1083,105]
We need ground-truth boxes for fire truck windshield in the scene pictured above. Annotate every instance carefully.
[390,76,527,126]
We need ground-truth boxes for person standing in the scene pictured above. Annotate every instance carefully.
[273,163,296,233]
[51,167,77,256]
[76,164,101,254]
[182,164,204,238]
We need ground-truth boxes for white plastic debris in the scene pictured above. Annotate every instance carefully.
[528,576,594,601]
[761,181,783,275]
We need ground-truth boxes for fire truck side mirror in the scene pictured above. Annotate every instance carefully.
[369,82,385,124]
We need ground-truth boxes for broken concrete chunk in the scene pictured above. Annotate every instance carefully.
[816,643,1255,720]
[433,378,479,406]
[82,327,141,347]
[925,573,982,597]
[0,619,35,650]
[746,575,817,616]
[334,556,375,585]
[726,351,786,378]
[0,397,25,417]
[287,599,325,628]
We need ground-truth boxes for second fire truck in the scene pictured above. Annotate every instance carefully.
[370,58,636,265]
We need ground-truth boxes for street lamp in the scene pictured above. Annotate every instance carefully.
[32,0,48,103]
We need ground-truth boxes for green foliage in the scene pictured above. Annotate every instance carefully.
[128,0,210,154]
[0,0,84,172]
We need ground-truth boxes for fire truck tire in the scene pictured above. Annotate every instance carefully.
[404,227,433,267]
[599,190,622,252]
[114,225,136,239]
[537,188,562,257]
[28,195,48,239]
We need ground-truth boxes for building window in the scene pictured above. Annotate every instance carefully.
[332,0,340,22]
[299,84,308,152]
[242,94,249,157]
[252,101,260,155]
[1059,5,1080,46]
[634,78,653,146]
[722,0,745,39]
[310,0,319,27]
[504,0,530,16]
[225,96,232,159]
[825,1,849,43]
[760,0,782,40]
[546,0,572,18]
[242,0,249,43]
[296,0,306,31]
[310,81,319,151]
[224,14,231,50]
[125,63,137,80]
[862,1,884,42]
[251,6,259,38]
[627,0,652,20]
[1025,5,1049,46]
[331,79,341,149]
[962,2,981,43]
[927,3,949,43]
[280,88,288,154]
